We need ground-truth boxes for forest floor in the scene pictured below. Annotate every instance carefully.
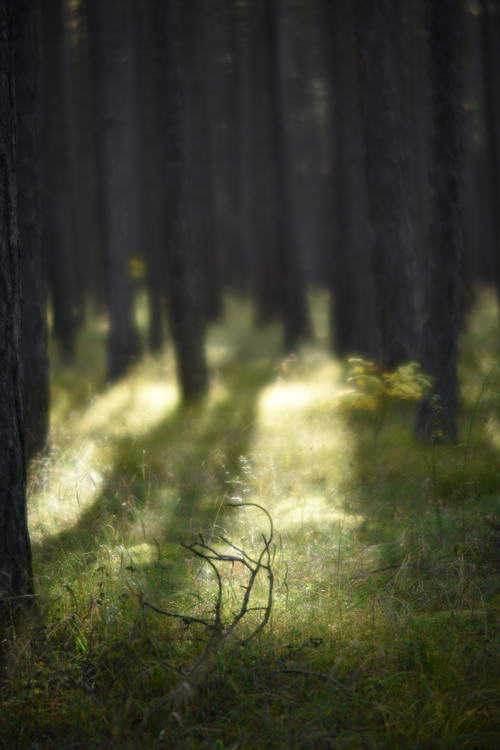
[2,290,500,749]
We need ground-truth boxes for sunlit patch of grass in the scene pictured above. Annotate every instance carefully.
[5,289,499,748]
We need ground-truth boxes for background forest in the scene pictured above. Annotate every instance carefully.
[1,0,500,748]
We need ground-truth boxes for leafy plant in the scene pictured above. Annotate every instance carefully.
[335,358,431,412]
[332,359,431,454]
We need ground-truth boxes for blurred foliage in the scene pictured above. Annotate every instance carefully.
[335,358,432,411]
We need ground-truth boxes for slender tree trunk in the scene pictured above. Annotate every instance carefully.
[160,2,209,401]
[248,0,281,326]
[480,0,500,300]
[401,0,430,333]
[63,0,104,314]
[136,0,167,353]
[41,0,79,363]
[356,0,419,369]
[269,0,312,352]
[14,0,49,462]
[0,0,34,626]
[321,0,378,359]
[416,0,464,443]
[179,0,223,322]
[87,0,142,381]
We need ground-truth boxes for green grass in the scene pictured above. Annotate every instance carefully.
[2,290,500,749]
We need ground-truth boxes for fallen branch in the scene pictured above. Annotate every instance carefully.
[136,503,275,724]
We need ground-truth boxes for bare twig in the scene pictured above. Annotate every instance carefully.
[140,600,213,629]
[138,503,275,724]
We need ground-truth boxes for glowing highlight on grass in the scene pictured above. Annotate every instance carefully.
[250,354,357,536]
[29,375,179,543]
[81,380,178,437]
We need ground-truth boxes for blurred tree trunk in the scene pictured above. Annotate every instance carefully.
[159,2,208,400]
[41,0,79,363]
[87,0,142,381]
[356,0,419,369]
[63,0,105,314]
[179,0,223,321]
[136,0,167,353]
[460,3,486,311]
[204,0,231,298]
[320,0,378,359]
[268,0,312,352]
[416,0,464,443]
[401,0,430,334]
[14,0,49,462]
[248,0,281,326]
[0,0,34,625]
[232,0,253,293]
[480,0,500,300]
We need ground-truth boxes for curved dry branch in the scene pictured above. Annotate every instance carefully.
[138,502,276,724]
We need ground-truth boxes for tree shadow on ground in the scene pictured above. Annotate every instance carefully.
[32,360,275,566]
[338,395,500,566]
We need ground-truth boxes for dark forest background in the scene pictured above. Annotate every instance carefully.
[11,0,500,451]
[1,1,500,748]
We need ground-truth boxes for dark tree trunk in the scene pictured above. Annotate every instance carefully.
[416,0,464,443]
[231,0,253,293]
[248,0,281,326]
[14,0,49,462]
[0,0,34,625]
[63,0,105,314]
[480,0,500,297]
[204,0,231,302]
[87,0,142,381]
[136,0,167,353]
[356,0,419,369]
[160,2,209,401]
[268,0,312,352]
[401,0,430,331]
[320,0,378,359]
[179,0,223,322]
[41,0,79,363]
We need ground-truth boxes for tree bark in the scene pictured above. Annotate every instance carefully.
[248,0,281,326]
[0,0,34,626]
[87,0,142,381]
[63,0,105,314]
[480,0,500,298]
[14,0,49,462]
[179,0,223,322]
[268,0,312,352]
[356,0,419,369]
[160,1,209,401]
[320,0,378,359]
[41,0,79,363]
[416,0,464,443]
[136,0,168,353]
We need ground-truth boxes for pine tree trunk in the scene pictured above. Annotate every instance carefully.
[14,0,49,462]
[416,0,464,443]
[321,0,378,359]
[356,0,419,369]
[136,0,167,354]
[87,0,142,381]
[160,2,208,401]
[0,0,34,626]
[248,0,281,326]
[480,0,500,302]
[269,0,312,352]
[41,0,79,363]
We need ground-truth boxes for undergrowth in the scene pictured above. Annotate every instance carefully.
[1,291,500,749]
